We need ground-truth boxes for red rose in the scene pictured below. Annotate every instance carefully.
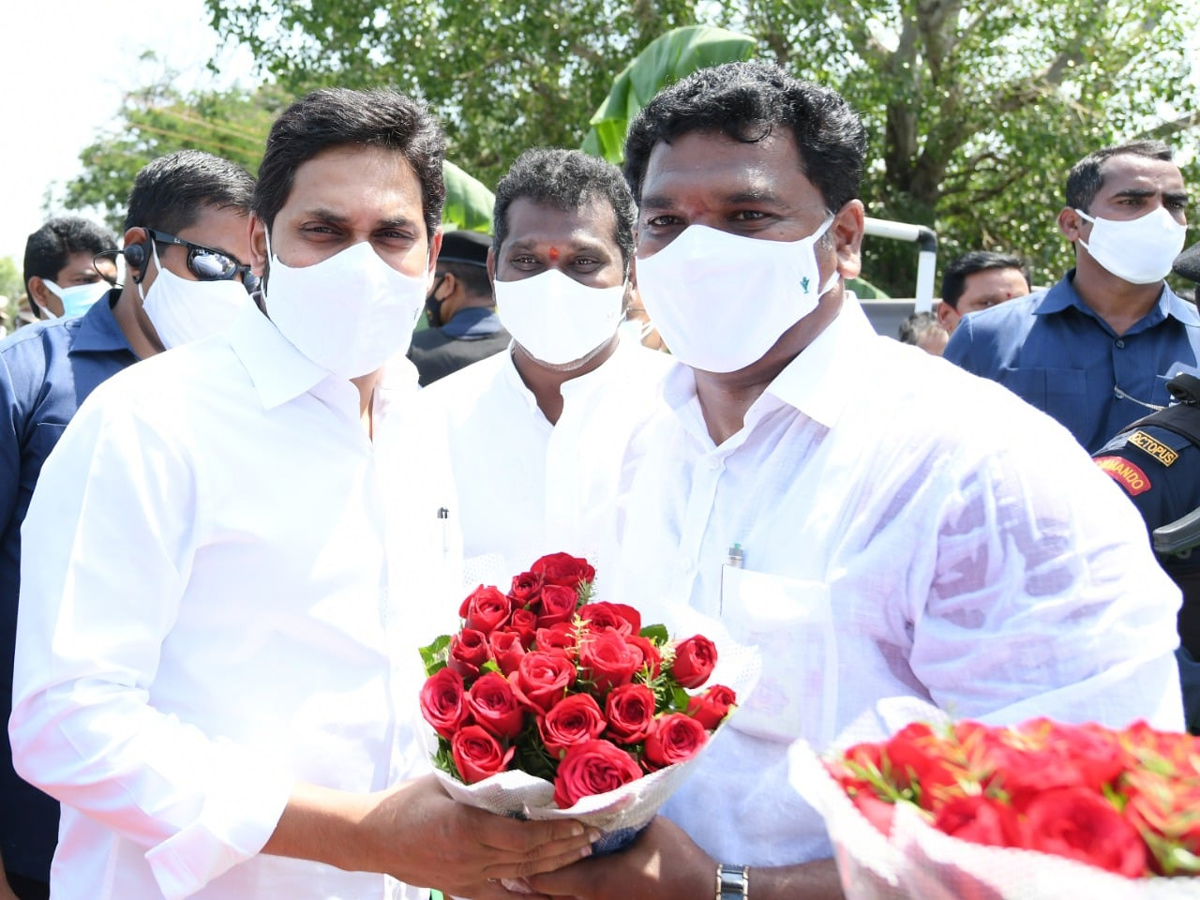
[627,635,662,679]
[451,725,515,784]
[643,712,708,770]
[852,792,896,837]
[1022,787,1148,877]
[465,672,525,740]
[933,795,1022,848]
[883,722,962,809]
[579,630,642,694]
[489,630,526,676]
[534,584,579,628]
[535,621,579,659]
[538,693,607,757]
[552,739,642,808]
[670,635,717,689]
[419,667,468,739]
[448,629,490,681]
[508,609,539,648]
[605,683,657,744]
[578,602,641,636]
[686,684,737,730]
[510,651,576,713]
[532,552,596,588]
[458,585,512,635]
[508,570,544,606]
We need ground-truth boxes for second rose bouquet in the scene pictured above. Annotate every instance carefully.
[418,551,756,855]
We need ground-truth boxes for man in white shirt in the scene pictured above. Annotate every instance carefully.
[409,149,671,592]
[529,62,1184,900]
[9,88,596,900]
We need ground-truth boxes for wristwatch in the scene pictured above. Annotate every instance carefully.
[716,863,749,899]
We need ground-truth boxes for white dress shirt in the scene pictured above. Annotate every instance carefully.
[10,306,428,900]
[409,337,672,598]
[613,297,1184,869]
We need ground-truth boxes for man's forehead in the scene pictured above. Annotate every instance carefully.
[504,197,618,247]
[640,129,811,204]
[1098,154,1187,194]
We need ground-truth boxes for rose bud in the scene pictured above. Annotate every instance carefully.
[579,630,642,694]
[686,684,737,730]
[671,635,717,689]
[605,683,657,744]
[534,584,579,628]
[509,609,539,649]
[578,602,641,636]
[643,713,708,770]
[510,651,576,713]
[535,621,579,659]
[419,667,468,740]
[552,739,643,809]
[458,585,512,635]
[538,693,607,757]
[627,635,662,679]
[508,570,544,606]
[447,628,490,681]
[489,630,526,676]
[531,552,596,588]
[451,725,515,784]
[466,672,525,740]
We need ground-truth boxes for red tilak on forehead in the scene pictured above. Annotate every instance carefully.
[548,246,560,262]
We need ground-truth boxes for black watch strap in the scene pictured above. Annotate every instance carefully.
[716,863,749,899]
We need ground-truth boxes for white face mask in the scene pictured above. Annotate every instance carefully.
[43,279,110,319]
[1076,206,1187,285]
[263,235,427,379]
[138,243,250,350]
[617,316,655,347]
[635,218,839,373]
[494,267,625,367]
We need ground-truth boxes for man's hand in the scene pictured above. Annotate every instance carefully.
[266,775,598,899]
[525,817,714,900]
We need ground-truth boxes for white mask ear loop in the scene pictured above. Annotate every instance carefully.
[135,241,163,303]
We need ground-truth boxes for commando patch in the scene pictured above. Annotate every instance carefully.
[1127,430,1179,467]
[1094,456,1152,496]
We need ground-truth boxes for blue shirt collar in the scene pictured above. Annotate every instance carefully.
[68,289,138,356]
[442,306,505,339]
[1034,270,1200,331]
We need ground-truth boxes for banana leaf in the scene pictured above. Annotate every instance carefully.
[442,160,495,234]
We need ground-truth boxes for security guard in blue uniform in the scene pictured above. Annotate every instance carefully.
[1094,239,1200,731]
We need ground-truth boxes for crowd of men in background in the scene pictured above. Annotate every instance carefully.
[0,61,1195,900]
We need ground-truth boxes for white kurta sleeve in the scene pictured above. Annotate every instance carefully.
[911,423,1184,731]
[8,385,294,899]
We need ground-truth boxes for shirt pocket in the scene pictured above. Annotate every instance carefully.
[997,367,1087,437]
[719,565,837,748]
[21,422,67,493]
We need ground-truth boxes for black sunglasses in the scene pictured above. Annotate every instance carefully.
[148,229,260,293]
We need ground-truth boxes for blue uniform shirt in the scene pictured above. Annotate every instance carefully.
[944,271,1200,453]
[0,290,137,882]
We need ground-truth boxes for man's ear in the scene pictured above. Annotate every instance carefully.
[831,199,865,280]
[248,214,269,273]
[486,247,496,288]
[936,301,960,334]
[1058,207,1086,243]
[427,227,443,282]
[26,277,56,316]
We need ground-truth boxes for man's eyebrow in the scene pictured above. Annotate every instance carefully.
[1165,190,1190,205]
[302,207,349,224]
[639,189,789,212]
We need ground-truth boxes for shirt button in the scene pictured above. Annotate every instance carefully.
[1115,339,1125,349]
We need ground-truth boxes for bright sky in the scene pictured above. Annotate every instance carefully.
[0,0,258,264]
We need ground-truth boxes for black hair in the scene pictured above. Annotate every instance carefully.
[1066,140,1174,213]
[439,259,492,302]
[623,61,866,214]
[23,216,118,316]
[898,310,942,345]
[125,149,255,235]
[255,87,446,239]
[941,251,1031,309]
[493,148,636,270]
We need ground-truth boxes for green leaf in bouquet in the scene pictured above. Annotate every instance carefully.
[575,579,596,607]
[433,736,463,781]
[672,686,691,713]
[481,659,501,675]
[420,634,451,677]
[513,717,559,782]
[639,623,669,645]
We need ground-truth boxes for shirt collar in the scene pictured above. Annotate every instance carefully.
[1035,270,1200,328]
[68,289,136,355]
[228,302,334,410]
[442,306,505,339]
[661,295,878,436]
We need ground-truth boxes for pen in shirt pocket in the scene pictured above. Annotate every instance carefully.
[437,507,450,559]
[726,542,744,568]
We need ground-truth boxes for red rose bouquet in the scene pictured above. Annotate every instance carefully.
[791,718,1200,900]
[418,552,757,858]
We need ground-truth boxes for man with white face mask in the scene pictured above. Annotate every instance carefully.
[0,151,254,900]
[22,216,118,322]
[945,140,1195,452]
[406,148,671,592]
[527,63,1184,900]
[10,90,595,900]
